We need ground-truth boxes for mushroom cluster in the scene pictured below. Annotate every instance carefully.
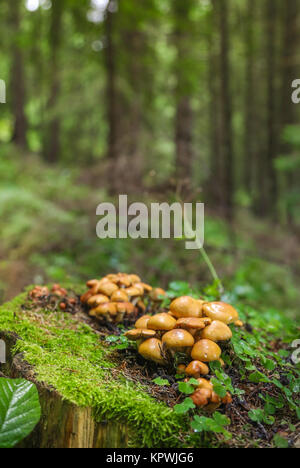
[80,273,166,324]
[125,296,243,409]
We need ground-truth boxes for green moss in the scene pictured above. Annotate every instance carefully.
[0,291,186,447]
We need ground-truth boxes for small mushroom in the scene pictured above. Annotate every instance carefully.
[149,288,166,302]
[200,320,232,342]
[111,289,129,302]
[138,338,166,365]
[128,274,141,284]
[115,302,135,314]
[93,302,117,317]
[162,329,195,352]
[191,339,222,362]
[124,287,142,297]
[185,360,209,377]
[191,388,212,407]
[97,281,119,297]
[80,290,93,303]
[234,320,244,327]
[195,378,214,391]
[177,364,186,374]
[170,296,203,318]
[86,279,99,288]
[203,302,239,324]
[135,315,151,329]
[147,313,177,331]
[87,294,110,307]
[125,329,156,341]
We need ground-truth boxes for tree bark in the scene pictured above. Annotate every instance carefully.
[243,0,256,196]
[218,0,234,221]
[173,0,194,184]
[279,0,300,224]
[9,0,27,148]
[44,0,64,163]
[264,0,279,218]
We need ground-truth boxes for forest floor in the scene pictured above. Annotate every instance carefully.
[1,283,298,448]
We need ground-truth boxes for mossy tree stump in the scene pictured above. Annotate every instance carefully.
[0,292,182,449]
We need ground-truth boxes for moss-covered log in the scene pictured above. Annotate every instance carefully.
[0,292,183,449]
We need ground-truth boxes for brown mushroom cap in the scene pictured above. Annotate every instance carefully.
[111,289,129,302]
[147,313,177,331]
[195,378,214,391]
[125,329,156,341]
[170,296,203,318]
[203,302,239,324]
[87,294,110,307]
[185,360,209,377]
[162,329,195,350]
[124,287,142,297]
[191,339,222,362]
[175,317,211,330]
[128,274,141,284]
[80,290,94,303]
[200,320,232,342]
[97,281,119,297]
[191,388,212,407]
[150,288,167,302]
[86,279,99,288]
[94,302,117,316]
[135,315,151,329]
[138,338,166,365]
[115,302,135,314]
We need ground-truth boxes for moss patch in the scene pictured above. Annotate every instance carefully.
[0,290,186,448]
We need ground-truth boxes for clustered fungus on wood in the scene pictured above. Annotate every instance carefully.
[80,273,166,324]
[125,296,243,410]
[29,284,77,312]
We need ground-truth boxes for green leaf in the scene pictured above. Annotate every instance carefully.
[178,381,195,395]
[213,412,231,426]
[173,398,195,415]
[152,377,170,387]
[0,378,41,448]
[249,371,270,383]
[273,434,289,448]
[248,408,264,423]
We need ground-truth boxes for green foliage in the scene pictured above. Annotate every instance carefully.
[153,377,170,386]
[273,433,289,449]
[174,398,195,415]
[191,413,232,440]
[0,378,41,448]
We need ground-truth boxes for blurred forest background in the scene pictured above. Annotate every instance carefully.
[0,0,300,318]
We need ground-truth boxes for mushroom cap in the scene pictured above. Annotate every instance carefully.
[125,329,156,341]
[203,302,239,324]
[135,315,151,329]
[80,290,93,303]
[200,320,232,342]
[138,338,166,365]
[191,388,212,407]
[170,296,203,318]
[124,287,141,297]
[97,281,119,297]
[130,283,144,295]
[175,317,211,330]
[147,313,177,331]
[128,274,141,284]
[94,302,117,316]
[191,339,222,362]
[195,378,213,390]
[139,282,153,293]
[115,302,135,314]
[111,289,129,302]
[87,294,110,307]
[150,288,167,302]
[234,320,244,327]
[185,360,209,377]
[162,329,195,350]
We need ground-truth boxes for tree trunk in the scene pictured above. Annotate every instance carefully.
[44,0,64,163]
[243,0,256,196]
[218,0,234,221]
[279,0,300,224]
[9,0,27,148]
[173,0,194,185]
[0,331,129,449]
[264,0,279,218]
